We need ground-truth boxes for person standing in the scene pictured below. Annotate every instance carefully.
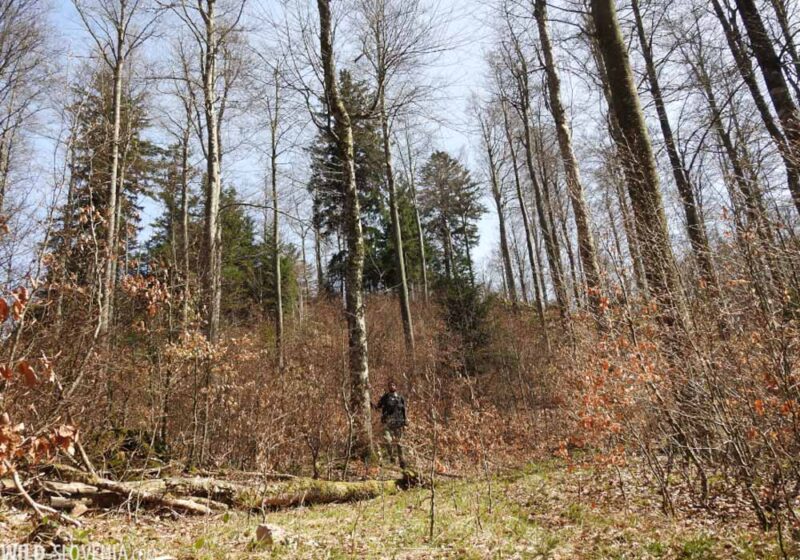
[373,380,407,468]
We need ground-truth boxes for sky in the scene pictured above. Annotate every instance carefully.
[43,0,502,279]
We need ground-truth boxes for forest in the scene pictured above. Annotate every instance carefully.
[1,0,800,557]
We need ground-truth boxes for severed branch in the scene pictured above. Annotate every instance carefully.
[4,460,82,527]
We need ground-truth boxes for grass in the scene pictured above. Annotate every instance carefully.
[0,461,792,559]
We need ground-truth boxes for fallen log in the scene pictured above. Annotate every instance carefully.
[163,476,248,506]
[42,465,217,515]
[35,465,423,515]
[248,469,423,510]
[42,481,98,496]
[49,496,90,510]
[256,478,402,509]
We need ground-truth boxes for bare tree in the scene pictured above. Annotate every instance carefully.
[532,0,604,323]
[170,0,246,345]
[73,0,158,337]
[731,0,800,216]
[475,102,517,305]
[159,43,197,330]
[351,0,447,356]
[590,0,684,321]
[630,0,716,287]
[708,0,800,220]
[678,23,784,312]
[0,0,50,215]
[317,0,374,459]
[498,7,569,319]
[499,90,548,341]
[266,66,285,369]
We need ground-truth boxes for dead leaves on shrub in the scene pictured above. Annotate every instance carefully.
[0,357,56,388]
[18,361,37,386]
[0,420,78,475]
[0,286,30,323]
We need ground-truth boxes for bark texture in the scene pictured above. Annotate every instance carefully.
[534,0,604,322]
[201,0,222,344]
[317,0,375,460]
[590,0,683,319]
[734,0,800,216]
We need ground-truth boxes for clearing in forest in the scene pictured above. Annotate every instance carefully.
[0,461,788,559]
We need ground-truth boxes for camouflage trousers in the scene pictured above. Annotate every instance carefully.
[382,423,405,467]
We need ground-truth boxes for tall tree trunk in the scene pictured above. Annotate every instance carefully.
[513,55,569,317]
[631,0,716,286]
[734,0,800,216]
[379,94,414,356]
[510,227,530,304]
[614,174,647,295]
[443,216,454,281]
[110,145,129,329]
[709,0,800,207]
[501,98,548,336]
[532,214,549,310]
[604,186,631,290]
[478,112,517,304]
[0,128,10,215]
[317,0,374,460]
[180,125,191,330]
[402,130,428,302]
[462,215,476,287]
[314,228,324,295]
[312,189,325,295]
[588,31,649,296]
[299,227,310,300]
[590,0,683,320]
[202,0,222,345]
[767,0,800,96]
[534,0,604,322]
[99,34,124,338]
[269,75,284,370]
[552,177,582,307]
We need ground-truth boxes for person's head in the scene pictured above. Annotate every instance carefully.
[387,379,397,393]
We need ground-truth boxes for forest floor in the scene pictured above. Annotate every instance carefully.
[0,460,793,559]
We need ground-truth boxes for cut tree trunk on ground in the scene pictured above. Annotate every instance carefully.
[33,465,421,516]
[257,478,402,509]
[39,466,217,515]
